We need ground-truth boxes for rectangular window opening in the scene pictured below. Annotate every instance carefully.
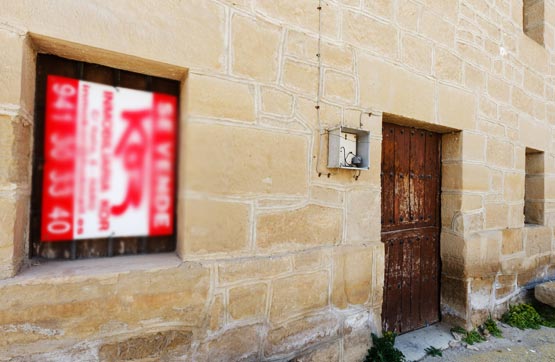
[524,147,544,225]
[30,54,180,260]
[523,0,545,46]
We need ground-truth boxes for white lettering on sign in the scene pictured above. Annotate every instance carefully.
[41,75,177,242]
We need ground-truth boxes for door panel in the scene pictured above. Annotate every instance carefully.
[381,123,441,334]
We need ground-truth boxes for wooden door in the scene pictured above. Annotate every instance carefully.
[381,123,441,334]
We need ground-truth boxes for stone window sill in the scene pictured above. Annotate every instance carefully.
[0,253,182,287]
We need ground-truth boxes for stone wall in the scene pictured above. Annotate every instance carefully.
[1,0,555,360]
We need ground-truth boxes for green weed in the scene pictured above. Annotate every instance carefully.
[462,329,486,345]
[501,303,543,330]
[482,315,503,337]
[424,346,443,357]
[364,332,406,362]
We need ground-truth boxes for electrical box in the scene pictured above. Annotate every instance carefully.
[327,126,370,170]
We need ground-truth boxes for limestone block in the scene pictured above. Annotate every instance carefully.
[0,116,32,186]
[397,0,421,31]
[470,277,494,310]
[321,43,355,72]
[442,133,462,161]
[296,96,341,129]
[359,54,434,122]
[284,32,353,72]
[442,163,462,191]
[438,85,477,131]
[183,123,308,196]
[465,231,501,276]
[512,145,525,171]
[261,87,293,116]
[232,15,281,82]
[363,0,393,19]
[486,76,509,103]
[285,30,318,60]
[218,256,291,284]
[293,249,324,271]
[257,205,342,252]
[229,283,267,320]
[518,35,549,73]
[524,225,552,256]
[527,176,545,199]
[500,107,519,128]
[486,138,513,169]
[462,163,489,192]
[508,203,525,228]
[402,33,432,73]
[324,70,356,104]
[0,196,18,250]
[343,11,398,58]
[291,341,340,362]
[197,324,261,362]
[512,86,534,116]
[255,0,339,39]
[536,281,555,308]
[270,271,329,322]
[0,29,24,105]
[435,47,462,83]
[504,172,525,202]
[518,268,542,288]
[264,313,339,357]
[4,199,29,275]
[209,294,224,331]
[187,74,255,121]
[456,42,490,69]
[343,311,372,362]
[519,116,550,151]
[441,276,469,317]
[502,228,523,255]
[462,132,485,161]
[421,11,455,47]
[485,203,509,229]
[99,329,193,361]
[524,70,544,97]
[310,185,344,206]
[440,231,465,261]
[0,263,210,347]
[495,274,516,299]
[332,246,373,308]
[3,1,226,71]
[222,0,252,10]
[372,244,385,307]
[183,199,250,255]
[346,189,380,243]
[441,193,460,228]
[423,0,458,21]
[283,59,318,96]
[479,96,497,119]
[452,211,484,235]
[464,63,486,91]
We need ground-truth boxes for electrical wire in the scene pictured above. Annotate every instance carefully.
[314,0,329,177]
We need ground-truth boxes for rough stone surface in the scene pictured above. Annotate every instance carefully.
[270,271,329,322]
[536,281,555,308]
[3,0,555,360]
[99,329,193,361]
[256,204,342,252]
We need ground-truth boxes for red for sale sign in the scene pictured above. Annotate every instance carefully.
[41,75,177,242]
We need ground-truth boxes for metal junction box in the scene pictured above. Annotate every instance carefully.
[327,126,370,170]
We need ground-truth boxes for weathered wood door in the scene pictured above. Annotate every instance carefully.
[381,123,441,334]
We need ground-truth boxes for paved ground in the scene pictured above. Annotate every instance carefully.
[396,322,555,362]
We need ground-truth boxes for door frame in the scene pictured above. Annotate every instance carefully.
[380,120,443,334]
